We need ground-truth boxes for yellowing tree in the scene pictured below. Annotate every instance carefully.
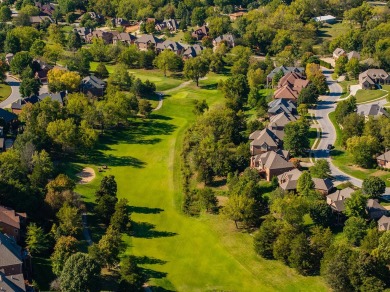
[48,68,81,92]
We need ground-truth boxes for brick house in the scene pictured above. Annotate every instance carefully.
[0,206,27,243]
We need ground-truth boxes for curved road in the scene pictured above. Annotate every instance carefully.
[0,75,21,108]
[313,69,390,195]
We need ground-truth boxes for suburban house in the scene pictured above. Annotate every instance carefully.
[112,18,130,27]
[74,27,92,42]
[0,232,26,291]
[326,187,355,212]
[0,109,17,125]
[34,1,56,16]
[33,60,53,84]
[182,44,204,59]
[313,178,334,195]
[347,51,360,60]
[155,19,180,32]
[367,199,388,220]
[359,69,390,89]
[213,34,236,48]
[11,96,40,114]
[249,128,281,156]
[357,104,389,120]
[86,12,104,23]
[268,98,297,117]
[378,215,390,231]
[273,72,309,101]
[268,111,298,140]
[135,34,162,51]
[273,84,299,101]
[251,150,294,181]
[192,25,209,40]
[85,30,115,44]
[333,48,346,59]
[0,206,27,243]
[312,15,337,24]
[266,66,304,87]
[377,150,390,169]
[29,15,53,25]
[38,91,67,105]
[156,40,184,55]
[81,75,106,97]
[112,32,137,45]
[278,168,302,191]
[229,11,247,21]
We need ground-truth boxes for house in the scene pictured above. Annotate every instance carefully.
[38,91,67,105]
[268,98,297,116]
[11,95,40,114]
[182,44,204,59]
[359,69,390,89]
[347,51,360,60]
[333,48,346,59]
[34,2,56,16]
[0,206,27,242]
[268,112,298,140]
[112,32,137,45]
[0,109,17,124]
[273,85,300,101]
[266,66,304,87]
[81,75,106,97]
[313,178,334,195]
[85,30,115,44]
[155,19,180,32]
[357,104,390,119]
[229,12,247,21]
[249,128,281,156]
[192,25,209,40]
[326,187,355,212]
[378,215,390,231]
[156,40,184,55]
[367,199,388,220]
[377,150,390,169]
[213,34,236,48]
[0,232,26,291]
[112,18,130,27]
[33,60,53,84]
[278,168,302,191]
[135,34,161,51]
[74,27,92,42]
[87,12,104,23]
[278,72,309,92]
[312,15,337,24]
[251,150,294,181]
[29,15,53,25]
[5,53,13,66]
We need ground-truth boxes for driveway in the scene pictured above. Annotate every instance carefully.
[313,69,390,195]
[0,75,21,108]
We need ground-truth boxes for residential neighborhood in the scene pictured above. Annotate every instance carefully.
[0,0,389,291]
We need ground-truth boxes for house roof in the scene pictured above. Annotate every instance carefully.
[268,98,296,115]
[113,32,137,42]
[333,48,346,57]
[263,151,294,170]
[313,178,334,191]
[183,44,204,58]
[0,109,17,123]
[278,168,302,191]
[267,66,304,79]
[156,40,184,52]
[367,199,387,219]
[313,15,336,22]
[268,111,298,129]
[357,104,390,118]
[377,150,390,161]
[192,25,209,35]
[250,128,280,148]
[378,215,390,230]
[213,34,235,44]
[0,233,22,268]
[326,187,354,203]
[273,85,299,100]
[135,34,161,45]
[0,206,26,230]
[0,271,25,292]
[359,69,390,85]
[38,91,66,104]
[82,75,106,90]
[347,51,360,60]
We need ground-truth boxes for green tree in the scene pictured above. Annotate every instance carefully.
[344,190,368,218]
[59,253,100,292]
[346,135,380,168]
[138,99,153,117]
[26,223,48,255]
[198,187,218,213]
[0,6,12,22]
[361,228,382,252]
[153,50,183,77]
[4,32,21,54]
[29,150,53,190]
[48,24,65,45]
[297,83,318,105]
[98,225,123,268]
[191,7,206,26]
[344,2,372,28]
[108,64,132,90]
[51,236,78,276]
[47,118,78,151]
[288,233,314,275]
[10,51,32,75]
[309,201,333,227]
[95,175,118,224]
[284,120,310,156]
[253,217,280,259]
[341,113,365,145]
[335,96,356,124]
[362,177,386,199]
[374,231,390,263]
[67,30,82,52]
[57,203,82,236]
[223,194,255,229]
[110,198,131,232]
[273,224,298,263]
[335,55,348,76]
[95,63,109,79]
[193,99,209,115]
[344,216,367,246]
[345,57,360,79]
[297,171,314,196]
[184,56,209,86]
[119,256,144,291]
[30,39,46,58]
[310,159,331,179]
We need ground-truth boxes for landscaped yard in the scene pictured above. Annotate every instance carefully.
[317,22,351,41]
[354,88,388,104]
[329,112,390,186]
[338,80,358,99]
[70,73,328,291]
[0,83,11,102]
[309,127,318,148]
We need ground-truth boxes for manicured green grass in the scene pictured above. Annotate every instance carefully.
[317,22,350,41]
[0,83,11,102]
[338,80,358,99]
[329,112,390,186]
[309,127,318,148]
[71,73,328,291]
[354,89,388,103]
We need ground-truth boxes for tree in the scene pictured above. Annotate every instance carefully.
[26,223,48,255]
[297,83,318,105]
[0,6,12,22]
[310,159,331,179]
[29,150,53,190]
[297,171,314,196]
[335,55,348,76]
[374,231,390,263]
[30,39,46,58]
[191,7,206,26]
[184,56,209,86]
[288,233,313,275]
[283,120,310,156]
[95,63,109,79]
[95,175,118,224]
[341,113,365,145]
[346,135,380,168]
[309,201,333,227]
[10,51,32,75]
[47,118,78,151]
[310,226,333,272]
[253,217,280,259]
[193,99,209,115]
[198,188,218,213]
[47,68,81,92]
[20,71,41,98]
[344,2,372,28]
[57,203,82,236]
[344,216,367,246]
[361,228,382,252]
[51,236,78,276]
[223,194,255,228]
[44,43,64,65]
[153,50,183,77]
[345,57,360,79]
[138,99,153,117]
[98,225,123,268]
[335,96,356,124]
[344,190,367,218]
[119,256,144,291]
[273,224,298,263]
[108,64,132,90]
[67,30,82,51]
[110,198,131,232]
[59,253,100,292]
[4,32,21,54]
[362,177,386,199]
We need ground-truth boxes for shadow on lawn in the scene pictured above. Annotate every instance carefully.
[131,221,177,239]
[133,256,167,265]
[128,206,164,214]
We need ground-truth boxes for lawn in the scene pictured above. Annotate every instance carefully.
[71,73,328,291]
[317,22,350,41]
[354,89,388,104]
[309,127,318,148]
[328,112,390,186]
[338,80,358,99]
[0,83,11,102]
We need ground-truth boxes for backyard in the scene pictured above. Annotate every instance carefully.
[68,72,328,291]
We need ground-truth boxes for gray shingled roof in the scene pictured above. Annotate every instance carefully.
[377,150,390,161]
[250,128,280,147]
[313,178,334,191]
[0,233,22,268]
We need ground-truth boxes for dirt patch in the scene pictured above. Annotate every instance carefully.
[77,167,96,184]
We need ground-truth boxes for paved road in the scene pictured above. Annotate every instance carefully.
[0,75,21,108]
[313,70,390,195]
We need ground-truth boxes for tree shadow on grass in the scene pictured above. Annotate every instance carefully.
[140,267,168,281]
[131,221,177,239]
[200,83,218,90]
[128,206,164,214]
[133,256,167,265]
[150,114,173,121]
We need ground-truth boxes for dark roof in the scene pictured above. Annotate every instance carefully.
[0,233,22,268]
[135,34,161,45]
[38,91,66,104]
[0,109,17,123]
[267,66,304,79]
[82,75,106,90]
[183,44,204,58]
[0,271,25,292]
